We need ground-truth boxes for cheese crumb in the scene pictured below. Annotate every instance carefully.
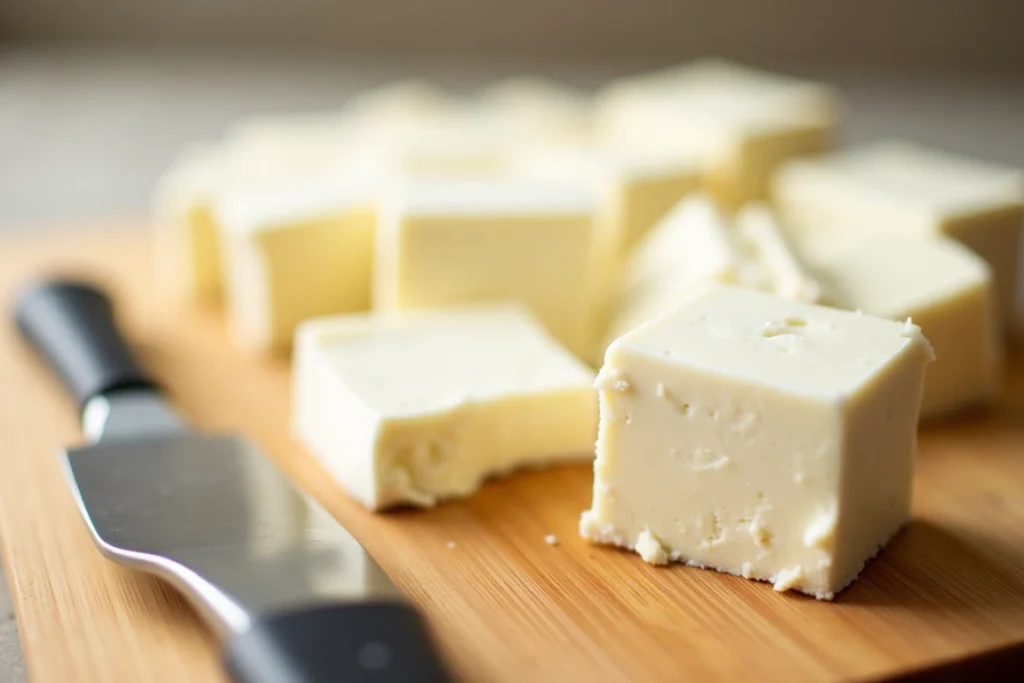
[772,566,804,592]
[741,562,755,579]
[544,534,559,546]
[636,529,669,565]
[803,508,838,550]
[445,541,457,550]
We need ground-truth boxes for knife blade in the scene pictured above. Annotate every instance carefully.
[14,280,451,683]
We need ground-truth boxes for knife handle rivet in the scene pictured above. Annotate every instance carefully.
[357,640,393,671]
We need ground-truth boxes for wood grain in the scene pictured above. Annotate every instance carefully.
[0,227,1023,682]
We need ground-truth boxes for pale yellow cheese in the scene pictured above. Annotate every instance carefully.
[605,196,833,348]
[216,166,377,353]
[597,59,839,208]
[582,284,933,599]
[292,304,598,510]
[773,141,1024,329]
[152,143,226,304]
[814,235,1001,418]
[373,177,600,359]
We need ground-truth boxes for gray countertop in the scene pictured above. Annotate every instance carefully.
[0,47,1022,683]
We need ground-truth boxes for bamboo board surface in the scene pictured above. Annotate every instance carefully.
[0,226,1023,682]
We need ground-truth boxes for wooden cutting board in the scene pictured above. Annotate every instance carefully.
[1,225,1023,683]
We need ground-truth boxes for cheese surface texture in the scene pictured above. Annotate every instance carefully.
[816,236,1001,418]
[216,166,377,352]
[293,304,598,509]
[606,196,831,347]
[582,285,933,599]
[774,141,1024,327]
[597,60,838,208]
[373,178,599,358]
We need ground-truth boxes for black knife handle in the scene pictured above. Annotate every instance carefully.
[14,280,156,408]
[223,602,452,683]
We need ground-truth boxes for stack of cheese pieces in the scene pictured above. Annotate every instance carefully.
[153,60,1023,601]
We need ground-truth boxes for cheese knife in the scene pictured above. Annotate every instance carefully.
[14,279,451,683]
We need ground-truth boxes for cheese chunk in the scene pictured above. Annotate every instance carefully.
[597,60,838,208]
[152,143,227,303]
[606,196,832,347]
[374,178,599,358]
[815,236,1001,418]
[582,285,933,599]
[774,141,1024,329]
[216,167,377,352]
[515,143,702,257]
[293,304,598,509]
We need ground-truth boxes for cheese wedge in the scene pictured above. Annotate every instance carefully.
[597,59,838,208]
[605,196,832,347]
[293,304,598,509]
[774,141,1024,330]
[582,285,933,599]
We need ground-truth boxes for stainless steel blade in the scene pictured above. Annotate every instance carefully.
[63,390,398,637]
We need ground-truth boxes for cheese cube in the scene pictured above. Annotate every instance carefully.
[515,143,702,257]
[216,167,377,352]
[374,178,599,359]
[605,196,832,347]
[581,285,933,600]
[293,304,598,509]
[815,236,1001,418]
[773,141,1024,329]
[152,143,227,304]
[597,60,838,208]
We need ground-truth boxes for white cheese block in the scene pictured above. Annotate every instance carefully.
[597,59,838,208]
[293,304,598,510]
[215,166,377,353]
[347,79,452,124]
[773,141,1024,329]
[373,177,600,359]
[815,235,1001,418]
[605,196,833,347]
[152,143,227,304]
[582,284,934,599]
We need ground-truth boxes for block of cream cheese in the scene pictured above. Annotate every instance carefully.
[581,284,933,599]
[815,235,1001,418]
[374,177,599,359]
[597,59,838,208]
[605,196,833,347]
[152,143,227,304]
[293,304,598,509]
[773,141,1024,329]
[216,165,377,353]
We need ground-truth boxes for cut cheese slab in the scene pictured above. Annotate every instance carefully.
[374,177,599,359]
[815,236,1001,418]
[293,304,598,510]
[606,196,832,347]
[152,143,227,304]
[597,59,838,208]
[582,285,933,599]
[216,166,377,352]
[773,141,1024,328]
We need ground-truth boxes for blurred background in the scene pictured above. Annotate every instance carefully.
[0,2,1022,681]
[1,0,1023,229]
